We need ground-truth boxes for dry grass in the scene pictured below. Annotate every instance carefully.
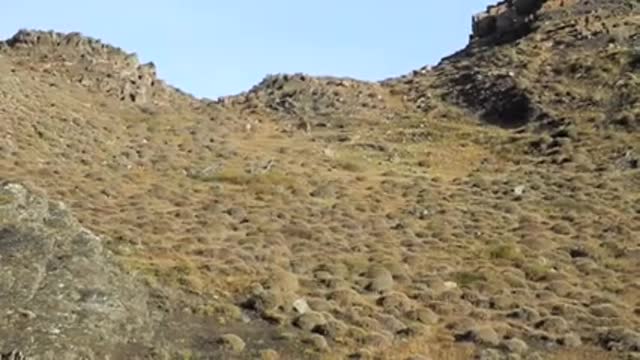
[2,9,640,357]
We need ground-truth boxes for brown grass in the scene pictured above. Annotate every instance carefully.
[3,15,640,357]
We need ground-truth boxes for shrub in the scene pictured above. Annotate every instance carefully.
[489,243,524,262]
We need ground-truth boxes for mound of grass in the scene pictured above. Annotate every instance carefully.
[488,243,524,262]
[454,271,487,288]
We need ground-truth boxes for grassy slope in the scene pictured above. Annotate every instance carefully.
[1,2,640,358]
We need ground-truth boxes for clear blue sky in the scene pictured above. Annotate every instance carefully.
[2,1,491,99]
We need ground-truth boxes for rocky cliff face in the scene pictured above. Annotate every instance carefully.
[470,0,570,44]
[0,30,195,107]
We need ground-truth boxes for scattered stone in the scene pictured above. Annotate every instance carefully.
[217,334,246,353]
[443,281,459,290]
[513,185,525,196]
[293,298,310,314]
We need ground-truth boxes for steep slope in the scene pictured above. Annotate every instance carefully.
[1,1,640,358]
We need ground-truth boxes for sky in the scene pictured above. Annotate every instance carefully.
[1,1,492,99]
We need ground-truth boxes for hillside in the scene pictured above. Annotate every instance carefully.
[1,1,640,359]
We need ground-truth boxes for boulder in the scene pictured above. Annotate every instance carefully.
[0,183,152,358]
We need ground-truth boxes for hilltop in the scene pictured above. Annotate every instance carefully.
[1,0,640,359]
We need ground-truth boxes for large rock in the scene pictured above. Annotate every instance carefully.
[0,182,153,358]
[471,0,547,43]
[513,0,545,15]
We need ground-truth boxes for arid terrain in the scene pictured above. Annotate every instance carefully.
[1,0,640,359]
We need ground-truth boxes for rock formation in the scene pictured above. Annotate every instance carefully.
[0,30,191,106]
[471,0,550,43]
[0,182,154,359]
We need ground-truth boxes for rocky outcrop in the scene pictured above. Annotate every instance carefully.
[0,30,180,105]
[218,73,397,129]
[442,69,545,128]
[0,182,153,358]
[471,0,548,43]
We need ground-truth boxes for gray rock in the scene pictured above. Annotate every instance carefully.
[293,298,310,314]
[0,183,152,358]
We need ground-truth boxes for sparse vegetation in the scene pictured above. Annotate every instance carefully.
[489,243,524,262]
[454,271,487,288]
